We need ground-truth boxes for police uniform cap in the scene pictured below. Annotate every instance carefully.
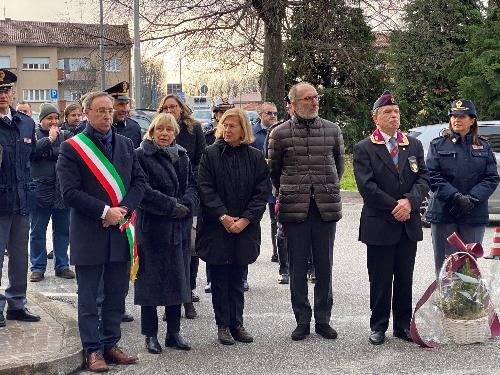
[104,81,130,101]
[0,69,17,92]
[373,90,397,111]
[213,96,234,113]
[448,99,477,118]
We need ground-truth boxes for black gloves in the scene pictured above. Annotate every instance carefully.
[172,203,190,219]
[450,193,479,217]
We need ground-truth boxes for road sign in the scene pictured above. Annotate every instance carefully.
[177,91,186,102]
[200,85,208,95]
[50,89,58,102]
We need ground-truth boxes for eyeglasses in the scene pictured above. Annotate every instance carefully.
[264,111,278,116]
[297,95,322,102]
[90,108,114,115]
[162,105,179,111]
[222,123,241,130]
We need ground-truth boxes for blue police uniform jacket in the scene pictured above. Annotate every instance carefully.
[251,120,268,153]
[113,117,142,149]
[426,131,500,225]
[0,108,36,215]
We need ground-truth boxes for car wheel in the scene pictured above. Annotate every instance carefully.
[420,192,431,228]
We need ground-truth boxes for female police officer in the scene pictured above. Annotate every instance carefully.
[426,99,499,275]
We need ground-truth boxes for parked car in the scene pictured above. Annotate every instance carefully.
[129,109,156,137]
[193,108,213,128]
[408,120,500,226]
[246,110,259,125]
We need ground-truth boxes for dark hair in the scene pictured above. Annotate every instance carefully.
[445,117,480,145]
[156,94,197,134]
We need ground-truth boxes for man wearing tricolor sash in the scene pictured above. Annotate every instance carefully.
[57,92,145,372]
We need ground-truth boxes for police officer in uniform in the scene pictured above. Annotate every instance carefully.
[203,97,234,147]
[0,68,41,327]
[105,81,142,149]
[353,91,429,345]
[426,99,499,275]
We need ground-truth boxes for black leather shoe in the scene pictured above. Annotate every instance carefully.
[394,329,413,342]
[165,332,191,351]
[145,336,162,354]
[315,323,338,339]
[369,331,385,345]
[121,312,134,322]
[6,308,41,322]
[291,323,310,341]
[0,312,5,328]
[230,325,254,343]
[184,303,197,319]
[271,254,278,262]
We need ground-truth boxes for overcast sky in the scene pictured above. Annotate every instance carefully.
[2,0,99,23]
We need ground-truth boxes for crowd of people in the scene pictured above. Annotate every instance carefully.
[0,66,498,372]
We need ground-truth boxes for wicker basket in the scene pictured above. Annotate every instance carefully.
[442,315,489,344]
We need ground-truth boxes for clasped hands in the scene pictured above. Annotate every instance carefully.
[102,206,128,228]
[220,215,250,234]
[391,198,412,222]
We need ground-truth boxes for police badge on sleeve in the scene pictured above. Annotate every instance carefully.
[408,156,418,173]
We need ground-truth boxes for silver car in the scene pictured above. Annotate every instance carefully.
[408,120,500,225]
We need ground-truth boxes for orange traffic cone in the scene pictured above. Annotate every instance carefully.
[485,227,500,259]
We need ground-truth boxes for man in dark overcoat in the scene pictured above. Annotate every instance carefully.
[56,92,145,372]
[353,91,429,345]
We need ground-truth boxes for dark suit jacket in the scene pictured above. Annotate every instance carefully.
[353,133,429,246]
[56,125,146,265]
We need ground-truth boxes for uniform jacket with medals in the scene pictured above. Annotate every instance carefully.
[56,124,146,266]
[353,129,429,246]
[426,131,499,225]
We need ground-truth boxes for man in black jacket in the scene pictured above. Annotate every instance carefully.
[353,91,429,345]
[105,81,142,149]
[57,92,145,372]
[0,69,41,327]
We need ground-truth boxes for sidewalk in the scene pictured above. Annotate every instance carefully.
[0,292,83,375]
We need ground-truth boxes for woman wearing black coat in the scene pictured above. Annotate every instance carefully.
[196,108,270,345]
[157,94,206,319]
[134,113,199,354]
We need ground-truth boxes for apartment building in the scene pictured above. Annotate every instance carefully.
[0,19,131,112]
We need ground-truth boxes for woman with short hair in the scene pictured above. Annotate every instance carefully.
[157,95,207,318]
[196,108,270,345]
[134,113,199,354]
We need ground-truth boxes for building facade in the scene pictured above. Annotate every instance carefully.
[0,19,131,112]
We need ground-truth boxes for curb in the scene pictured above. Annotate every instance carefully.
[0,292,84,375]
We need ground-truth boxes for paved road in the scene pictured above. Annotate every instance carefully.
[12,201,500,374]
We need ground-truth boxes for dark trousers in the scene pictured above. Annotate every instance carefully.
[268,203,278,256]
[75,262,128,355]
[190,256,199,290]
[141,305,181,336]
[29,207,70,273]
[431,223,485,276]
[276,225,288,275]
[0,214,29,312]
[283,201,336,324]
[210,264,246,328]
[367,232,417,333]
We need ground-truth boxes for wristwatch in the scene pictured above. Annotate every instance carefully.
[219,214,227,222]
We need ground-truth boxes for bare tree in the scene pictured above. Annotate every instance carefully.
[140,57,166,108]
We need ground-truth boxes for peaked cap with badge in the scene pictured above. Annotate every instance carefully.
[448,99,476,118]
[213,96,234,113]
[105,81,130,101]
[0,68,17,92]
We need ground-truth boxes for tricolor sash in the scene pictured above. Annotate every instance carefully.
[67,133,139,282]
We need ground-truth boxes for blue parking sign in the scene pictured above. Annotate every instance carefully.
[177,91,185,102]
[50,89,58,102]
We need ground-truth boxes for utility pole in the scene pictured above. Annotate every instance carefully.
[99,0,105,90]
[133,0,141,108]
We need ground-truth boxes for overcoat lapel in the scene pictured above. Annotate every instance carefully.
[373,143,399,177]
[397,144,410,175]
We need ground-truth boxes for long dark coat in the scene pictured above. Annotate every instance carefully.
[56,125,146,265]
[196,139,270,265]
[134,139,199,307]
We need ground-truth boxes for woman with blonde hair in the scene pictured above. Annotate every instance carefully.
[157,95,206,318]
[196,108,270,345]
[134,113,199,354]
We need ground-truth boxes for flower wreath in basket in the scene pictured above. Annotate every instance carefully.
[410,232,500,348]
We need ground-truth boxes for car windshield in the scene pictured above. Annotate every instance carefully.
[193,110,212,122]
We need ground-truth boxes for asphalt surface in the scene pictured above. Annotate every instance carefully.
[16,199,500,374]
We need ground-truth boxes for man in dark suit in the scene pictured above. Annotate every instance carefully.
[56,92,145,372]
[105,81,142,149]
[353,91,429,345]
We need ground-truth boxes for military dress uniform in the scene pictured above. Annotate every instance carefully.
[426,99,499,275]
[0,69,40,325]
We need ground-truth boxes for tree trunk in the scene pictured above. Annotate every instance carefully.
[252,0,286,107]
